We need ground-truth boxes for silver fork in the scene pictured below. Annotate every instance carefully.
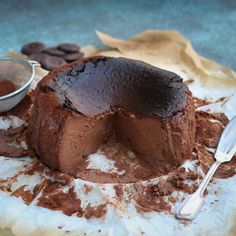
[175,116,236,220]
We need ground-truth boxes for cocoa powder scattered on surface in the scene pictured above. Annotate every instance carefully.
[84,204,107,219]
[114,185,124,199]
[38,185,84,216]
[133,167,199,213]
[83,184,93,194]
[0,91,35,157]
[0,125,28,157]
[193,96,228,110]
[1,91,34,119]
[0,92,235,217]
[193,97,211,108]
[195,111,236,179]
[135,189,172,213]
[11,185,34,204]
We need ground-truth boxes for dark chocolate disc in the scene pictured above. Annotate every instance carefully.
[40,56,66,71]
[29,53,49,64]
[43,47,66,57]
[57,43,80,53]
[63,52,84,62]
[21,42,46,55]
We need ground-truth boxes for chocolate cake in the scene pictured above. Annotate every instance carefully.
[28,56,195,180]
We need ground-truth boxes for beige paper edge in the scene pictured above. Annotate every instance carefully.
[96,30,236,88]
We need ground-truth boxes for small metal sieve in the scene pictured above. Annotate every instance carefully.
[0,57,40,113]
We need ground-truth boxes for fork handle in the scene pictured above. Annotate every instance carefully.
[175,160,221,220]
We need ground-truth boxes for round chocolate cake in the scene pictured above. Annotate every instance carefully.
[28,56,195,181]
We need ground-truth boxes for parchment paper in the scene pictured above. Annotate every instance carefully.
[1,30,236,236]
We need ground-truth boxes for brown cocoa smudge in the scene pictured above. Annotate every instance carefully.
[195,111,236,179]
[0,125,28,157]
[0,160,34,193]
[33,179,48,196]
[0,91,35,120]
[179,220,191,226]
[0,159,46,202]
[167,167,198,194]
[0,160,67,207]
[114,185,123,199]
[0,178,12,192]
[193,97,211,108]
[193,97,228,109]
[38,184,84,216]
[215,96,229,105]
[84,203,107,219]
[195,112,225,148]
[134,166,199,213]
[0,91,35,157]
[76,168,124,183]
[134,187,171,213]
[196,119,224,148]
[0,92,235,217]
[44,169,74,185]
[35,178,107,219]
[11,185,34,204]
[196,110,228,126]
[83,184,93,194]
[3,107,233,216]
[23,162,45,175]
[196,145,214,167]
[94,142,159,183]
[199,153,236,179]
[77,142,158,183]
[216,162,236,179]
[0,80,17,96]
